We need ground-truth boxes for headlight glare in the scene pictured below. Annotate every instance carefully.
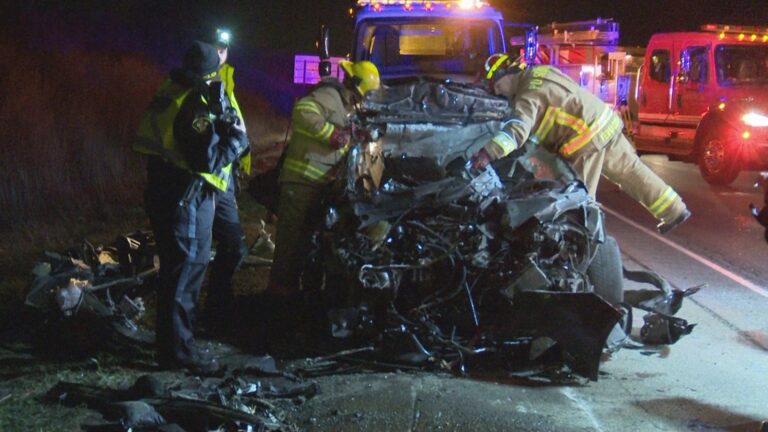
[742,112,768,127]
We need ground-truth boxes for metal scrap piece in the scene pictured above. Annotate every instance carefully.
[503,291,622,381]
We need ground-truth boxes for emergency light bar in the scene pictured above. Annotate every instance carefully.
[701,24,768,42]
[356,0,487,9]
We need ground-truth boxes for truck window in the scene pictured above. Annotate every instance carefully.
[649,49,671,83]
[684,46,709,83]
[716,45,768,85]
[355,18,502,78]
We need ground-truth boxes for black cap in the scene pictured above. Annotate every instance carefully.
[182,41,220,79]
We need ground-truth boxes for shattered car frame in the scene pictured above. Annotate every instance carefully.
[300,80,694,380]
[24,231,158,354]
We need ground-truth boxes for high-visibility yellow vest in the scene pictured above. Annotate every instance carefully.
[218,64,251,176]
[135,79,232,192]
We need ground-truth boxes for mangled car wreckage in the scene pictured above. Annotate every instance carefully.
[300,80,697,380]
[23,81,697,384]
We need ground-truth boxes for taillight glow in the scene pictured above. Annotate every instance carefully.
[738,33,746,41]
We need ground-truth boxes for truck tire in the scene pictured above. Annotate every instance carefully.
[697,129,740,186]
[587,235,624,306]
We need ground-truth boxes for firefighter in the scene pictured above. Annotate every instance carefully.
[474,54,691,234]
[267,60,381,300]
[135,41,249,373]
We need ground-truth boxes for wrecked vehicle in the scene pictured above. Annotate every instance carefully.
[24,231,158,355]
[297,80,696,380]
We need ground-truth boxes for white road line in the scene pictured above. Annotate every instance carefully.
[602,206,768,299]
[560,388,605,432]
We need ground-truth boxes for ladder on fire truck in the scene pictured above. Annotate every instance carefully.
[513,18,633,126]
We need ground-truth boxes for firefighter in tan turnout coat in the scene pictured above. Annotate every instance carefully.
[473,54,691,234]
[268,60,381,297]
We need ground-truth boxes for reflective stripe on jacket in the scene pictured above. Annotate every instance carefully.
[496,66,624,160]
[280,78,353,185]
[135,79,232,191]
[217,63,251,175]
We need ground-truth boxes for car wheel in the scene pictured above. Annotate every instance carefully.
[697,130,740,186]
[587,235,624,306]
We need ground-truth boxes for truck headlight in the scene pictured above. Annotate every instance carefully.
[742,112,768,127]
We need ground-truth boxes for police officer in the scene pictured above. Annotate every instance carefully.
[135,41,249,373]
[268,60,381,299]
[202,29,254,321]
[474,54,691,234]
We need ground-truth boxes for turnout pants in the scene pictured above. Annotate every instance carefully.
[570,133,687,223]
[268,182,323,295]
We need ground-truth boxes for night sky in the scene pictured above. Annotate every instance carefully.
[3,0,767,113]
[8,0,768,56]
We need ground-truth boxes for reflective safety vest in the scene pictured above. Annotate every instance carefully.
[218,63,251,176]
[280,80,352,185]
[135,79,232,192]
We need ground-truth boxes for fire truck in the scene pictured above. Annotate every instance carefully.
[632,25,768,185]
[295,1,629,100]
[294,0,532,85]
[296,2,768,186]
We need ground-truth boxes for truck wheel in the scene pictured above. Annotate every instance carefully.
[587,235,624,306]
[697,131,740,185]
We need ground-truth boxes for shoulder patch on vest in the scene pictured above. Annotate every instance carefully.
[192,116,212,134]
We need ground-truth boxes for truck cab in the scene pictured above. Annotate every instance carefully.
[351,0,511,83]
[634,25,768,185]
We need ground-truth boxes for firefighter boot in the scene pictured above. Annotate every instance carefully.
[657,209,691,235]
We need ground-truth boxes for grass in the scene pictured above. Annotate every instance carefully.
[0,35,288,430]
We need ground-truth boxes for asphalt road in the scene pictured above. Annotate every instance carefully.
[294,157,768,431]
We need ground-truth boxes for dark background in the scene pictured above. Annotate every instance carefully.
[5,0,768,105]
[8,1,768,59]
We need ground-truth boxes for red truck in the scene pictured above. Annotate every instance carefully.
[632,25,768,185]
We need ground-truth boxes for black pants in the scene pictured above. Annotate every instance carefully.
[147,177,246,362]
[206,181,247,315]
[146,176,215,363]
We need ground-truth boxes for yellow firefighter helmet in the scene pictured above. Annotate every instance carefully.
[340,60,381,96]
[484,53,526,82]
